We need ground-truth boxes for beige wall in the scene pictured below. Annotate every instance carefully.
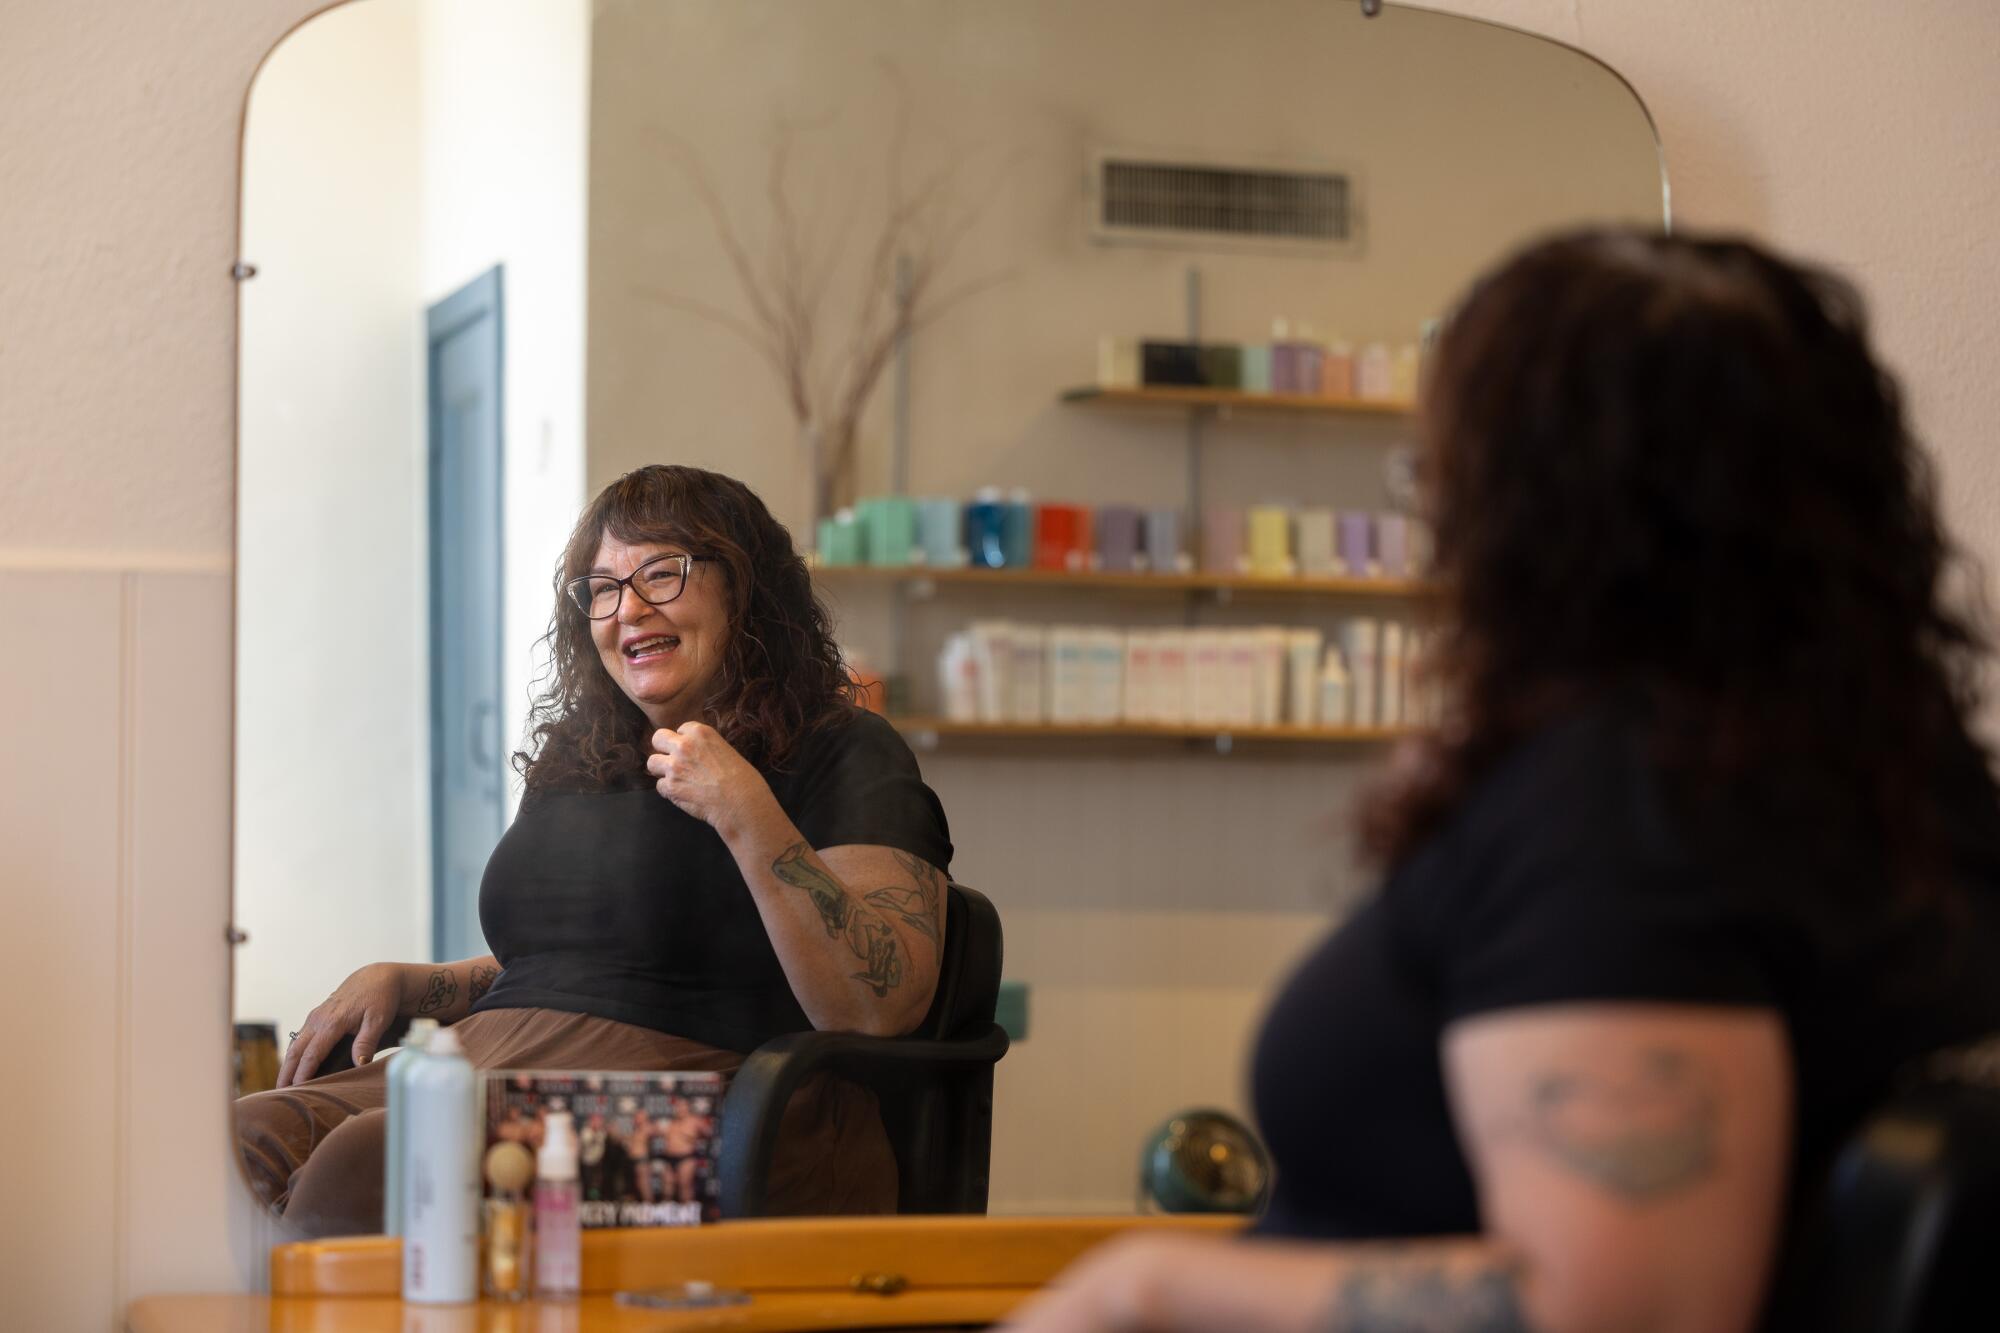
[3,0,1999,1322]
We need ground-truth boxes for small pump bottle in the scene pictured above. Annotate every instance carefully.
[533,1110,582,1299]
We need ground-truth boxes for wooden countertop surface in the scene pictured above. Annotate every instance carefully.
[127,1290,1021,1332]
[129,1215,1244,1333]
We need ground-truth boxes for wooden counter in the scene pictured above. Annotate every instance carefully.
[130,1215,1243,1333]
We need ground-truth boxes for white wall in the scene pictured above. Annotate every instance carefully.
[235,0,429,1045]
[3,0,1999,1325]
[232,0,589,1039]
[419,0,590,779]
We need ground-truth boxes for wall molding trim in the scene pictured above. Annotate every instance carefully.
[0,549,233,574]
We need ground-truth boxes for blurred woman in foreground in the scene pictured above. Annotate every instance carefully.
[1012,230,2000,1332]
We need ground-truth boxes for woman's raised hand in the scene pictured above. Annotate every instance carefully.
[646,722,773,839]
[276,962,405,1088]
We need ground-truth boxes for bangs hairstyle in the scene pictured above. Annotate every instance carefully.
[1364,229,1994,905]
[514,465,859,795]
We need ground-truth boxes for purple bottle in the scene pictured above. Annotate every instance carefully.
[1096,505,1142,573]
[1338,511,1374,577]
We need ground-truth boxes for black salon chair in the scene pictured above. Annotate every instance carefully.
[1774,1035,2000,1332]
[317,882,1009,1218]
[717,881,1010,1217]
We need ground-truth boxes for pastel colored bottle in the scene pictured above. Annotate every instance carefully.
[1341,619,1381,729]
[533,1111,582,1299]
[1247,505,1293,578]
[1001,489,1035,568]
[382,1016,440,1236]
[1322,340,1355,400]
[401,1026,479,1304]
[1319,649,1351,728]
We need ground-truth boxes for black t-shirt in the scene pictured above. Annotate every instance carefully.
[1251,702,2000,1242]
[472,708,953,1053]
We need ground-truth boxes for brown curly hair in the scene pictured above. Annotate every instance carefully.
[1364,229,1995,907]
[514,465,859,795]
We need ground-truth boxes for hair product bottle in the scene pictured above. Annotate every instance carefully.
[1319,648,1352,728]
[382,1016,440,1236]
[1341,619,1381,728]
[482,1140,535,1302]
[401,1025,479,1304]
[534,1110,582,1299]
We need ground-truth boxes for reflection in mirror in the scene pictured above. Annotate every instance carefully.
[234,0,1664,1227]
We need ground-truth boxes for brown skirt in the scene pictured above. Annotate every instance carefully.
[233,1008,897,1236]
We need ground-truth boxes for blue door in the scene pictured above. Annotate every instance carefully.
[427,267,505,964]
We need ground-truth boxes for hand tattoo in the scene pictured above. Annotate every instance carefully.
[1518,1046,1718,1201]
[771,842,908,997]
[468,964,499,1004]
[414,968,458,1015]
[1327,1259,1534,1333]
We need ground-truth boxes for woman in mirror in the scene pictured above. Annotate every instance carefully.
[235,464,952,1233]
[1009,230,2000,1332]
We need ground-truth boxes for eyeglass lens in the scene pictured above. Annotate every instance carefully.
[570,556,687,618]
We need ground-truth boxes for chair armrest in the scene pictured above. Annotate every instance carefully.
[718,1023,1009,1218]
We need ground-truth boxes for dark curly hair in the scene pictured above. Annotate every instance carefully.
[1364,229,1995,908]
[514,465,859,795]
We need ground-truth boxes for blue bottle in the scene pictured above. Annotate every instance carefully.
[965,488,1008,570]
[1001,489,1034,569]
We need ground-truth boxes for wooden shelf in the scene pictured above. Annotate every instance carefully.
[889,717,1410,745]
[1061,385,1415,417]
[814,564,1431,598]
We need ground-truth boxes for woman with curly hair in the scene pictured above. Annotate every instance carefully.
[1010,231,2000,1332]
[237,465,951,1232]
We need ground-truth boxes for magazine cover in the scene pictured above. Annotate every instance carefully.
[483,1070,725,1226]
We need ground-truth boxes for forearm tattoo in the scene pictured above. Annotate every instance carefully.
[862,849,946,945]
[1518,1046,1718,1200]
[771,842,913,997]
[1326,1259,1534,1333]
[468,964,499,1004]
[414,967,458,1015]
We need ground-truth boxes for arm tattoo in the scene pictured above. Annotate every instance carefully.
[468,964,499,1004]
[771,842,907,997]
[863,849,946,945]
[1519,1046,1717,1200]
[1327,1261,1534,1333]
[414,968,458,1015]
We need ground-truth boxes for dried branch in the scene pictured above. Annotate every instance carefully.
[642,69,1019,519]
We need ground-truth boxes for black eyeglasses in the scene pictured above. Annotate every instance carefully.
[565,553,706,619]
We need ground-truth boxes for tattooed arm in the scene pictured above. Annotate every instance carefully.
[399,954,502,1023]
[1005,1006,1790,1333]
[276,953,502,1086]
[739,837,947,1036]
[642,720,947,1034]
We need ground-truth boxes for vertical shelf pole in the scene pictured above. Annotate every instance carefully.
[889,253,915,712]
[1183,264,1204,631]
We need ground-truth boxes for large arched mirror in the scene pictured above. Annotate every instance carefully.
[233,0,1665,1223]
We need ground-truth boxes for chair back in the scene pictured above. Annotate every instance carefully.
[1776,1035,2000,1331]
[878,883,1006,1212]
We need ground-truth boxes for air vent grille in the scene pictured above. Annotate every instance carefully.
[1096,157,1356,250]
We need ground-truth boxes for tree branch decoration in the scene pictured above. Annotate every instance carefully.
[642,77,1013,522]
